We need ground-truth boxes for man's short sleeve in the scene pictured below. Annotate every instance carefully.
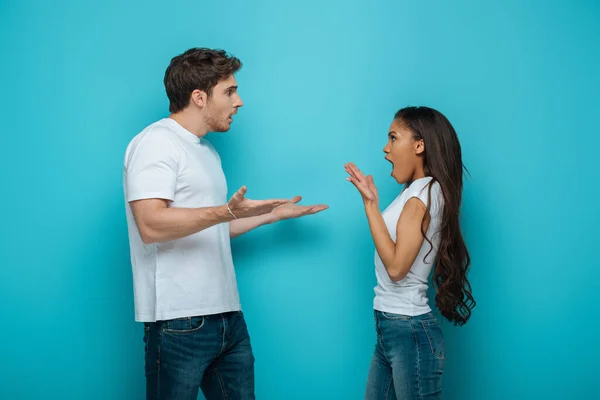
[125,132,179,202]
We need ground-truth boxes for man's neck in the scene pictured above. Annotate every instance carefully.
[169,111,210,138]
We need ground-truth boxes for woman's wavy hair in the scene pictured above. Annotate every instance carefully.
[396,106,475,326]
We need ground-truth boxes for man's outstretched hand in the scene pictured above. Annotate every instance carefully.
[270,196,329,222]
[227,186,288,219]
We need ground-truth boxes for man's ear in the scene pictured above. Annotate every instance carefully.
[190,89,208,108]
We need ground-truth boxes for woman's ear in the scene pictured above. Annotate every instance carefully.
[414,139,425,155]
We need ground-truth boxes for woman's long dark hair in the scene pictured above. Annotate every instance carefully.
[395,106,475,326]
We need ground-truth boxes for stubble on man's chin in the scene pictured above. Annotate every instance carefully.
[211,124,230,133]
[205,115,230,133]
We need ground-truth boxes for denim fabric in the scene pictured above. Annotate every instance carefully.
[144,311,254,400]
[365,311,445,400]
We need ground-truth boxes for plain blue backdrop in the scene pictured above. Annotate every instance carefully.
[1,0,599,399]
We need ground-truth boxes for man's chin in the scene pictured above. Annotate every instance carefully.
[210,124,231,133]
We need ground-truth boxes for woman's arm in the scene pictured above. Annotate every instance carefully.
[345,163,429,282]
[364,198,429,281]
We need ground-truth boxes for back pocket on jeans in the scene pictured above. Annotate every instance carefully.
[420,319,446,360]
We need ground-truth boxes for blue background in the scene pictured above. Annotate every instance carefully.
[1,0,599,399]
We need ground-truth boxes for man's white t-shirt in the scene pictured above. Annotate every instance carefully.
[374,176,444,316]
[123,118,240,322]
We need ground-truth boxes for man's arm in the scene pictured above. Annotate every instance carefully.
[130,198,234,244]
[229,196,328,238]
[229,213,277,239]
[130,186,289,244]
[125,133,289,243]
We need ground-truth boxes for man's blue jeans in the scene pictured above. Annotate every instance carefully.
[144,311,255,400]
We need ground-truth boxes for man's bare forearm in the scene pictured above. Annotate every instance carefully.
[139,205,234,244]
[230,213,277,238]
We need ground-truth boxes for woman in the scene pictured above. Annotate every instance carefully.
[345,106,475,400]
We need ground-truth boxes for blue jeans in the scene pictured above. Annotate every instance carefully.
[144,311,255,400]
[365,311,445,400]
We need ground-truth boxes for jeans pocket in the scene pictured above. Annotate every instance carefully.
[380,311,410,320]
[420,319,446,360]
[163,316,205,334]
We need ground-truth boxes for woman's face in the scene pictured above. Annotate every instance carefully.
[383,119,425,184]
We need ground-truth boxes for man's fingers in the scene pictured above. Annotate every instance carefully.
[289,195,302,204]
[230,186,247,204]
[260,199,288,207]
[290,204,329,216]
[247,198,287,207]
[309,205,329,214]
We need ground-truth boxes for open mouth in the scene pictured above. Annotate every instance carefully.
[385,157,394,175]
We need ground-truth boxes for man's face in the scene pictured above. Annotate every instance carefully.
[204,75,244,132]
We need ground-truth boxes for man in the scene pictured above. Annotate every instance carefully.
[123,47,328,400]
